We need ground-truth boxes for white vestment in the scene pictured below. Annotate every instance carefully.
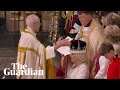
[17,26,55,79]
[75,18,105,68]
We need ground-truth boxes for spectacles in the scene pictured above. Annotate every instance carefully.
[34,22,41,24]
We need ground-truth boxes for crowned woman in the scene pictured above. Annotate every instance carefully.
[66,40,89,79]
[56,11,81,79]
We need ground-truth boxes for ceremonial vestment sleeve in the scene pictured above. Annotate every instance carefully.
[46,46,55,60]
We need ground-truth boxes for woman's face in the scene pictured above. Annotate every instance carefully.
[101,16,106,27]
[70,54,77,63]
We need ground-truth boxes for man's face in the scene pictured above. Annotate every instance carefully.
[78,13,92,26]
[34,20,41,32]
[107,50,115,60]
[70,54,77,63]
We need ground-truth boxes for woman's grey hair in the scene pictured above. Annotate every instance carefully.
[105,25,120,43]
[25,14,40,26]
[106,12,120,27]
[113,43,120,55]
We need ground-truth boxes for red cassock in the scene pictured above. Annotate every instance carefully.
[107,57,120,79]
[66,15,78,36]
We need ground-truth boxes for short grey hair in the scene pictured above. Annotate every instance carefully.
[25,14,40,26]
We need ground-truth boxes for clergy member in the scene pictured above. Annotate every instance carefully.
[75,11,105,78]
[17,14,70,79]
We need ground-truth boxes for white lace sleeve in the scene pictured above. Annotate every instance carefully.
[75,63,89,79]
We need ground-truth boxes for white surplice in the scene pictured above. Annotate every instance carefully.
[17,26,55,79]
[95,56,110,79]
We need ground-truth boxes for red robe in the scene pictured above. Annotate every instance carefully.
[107,57,120,79]
[55,56,68,79]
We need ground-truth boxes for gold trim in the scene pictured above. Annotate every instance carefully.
[18,51,26,65]
[42,44,47,79]
[18,47,40,58]
[78,19,98,60]
[41,43,56,79]
[62,11,74,30]
[18,28,47,79]
[62,11,66,18]
[19,52,22,63]
[20,29,33,36]
[20,28,39,41]
[17,51,26,79]
[64,11,74,30]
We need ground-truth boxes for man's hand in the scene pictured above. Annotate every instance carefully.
[55,37,63,45]
[57,38,71,47]
[54,37,71,50]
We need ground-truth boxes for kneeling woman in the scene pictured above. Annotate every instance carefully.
[66,40,89,79]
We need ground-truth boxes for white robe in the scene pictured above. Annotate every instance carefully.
[66,63,89,79]
[95,56,110,79]
[17,26,55,79]
[75,18,105,68]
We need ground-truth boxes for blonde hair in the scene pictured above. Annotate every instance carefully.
[105,25,120,44]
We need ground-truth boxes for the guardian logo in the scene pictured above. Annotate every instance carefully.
[3,62,44,76]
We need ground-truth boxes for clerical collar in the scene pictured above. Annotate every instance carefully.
[85,20,92,27]
[26,26,36,37]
